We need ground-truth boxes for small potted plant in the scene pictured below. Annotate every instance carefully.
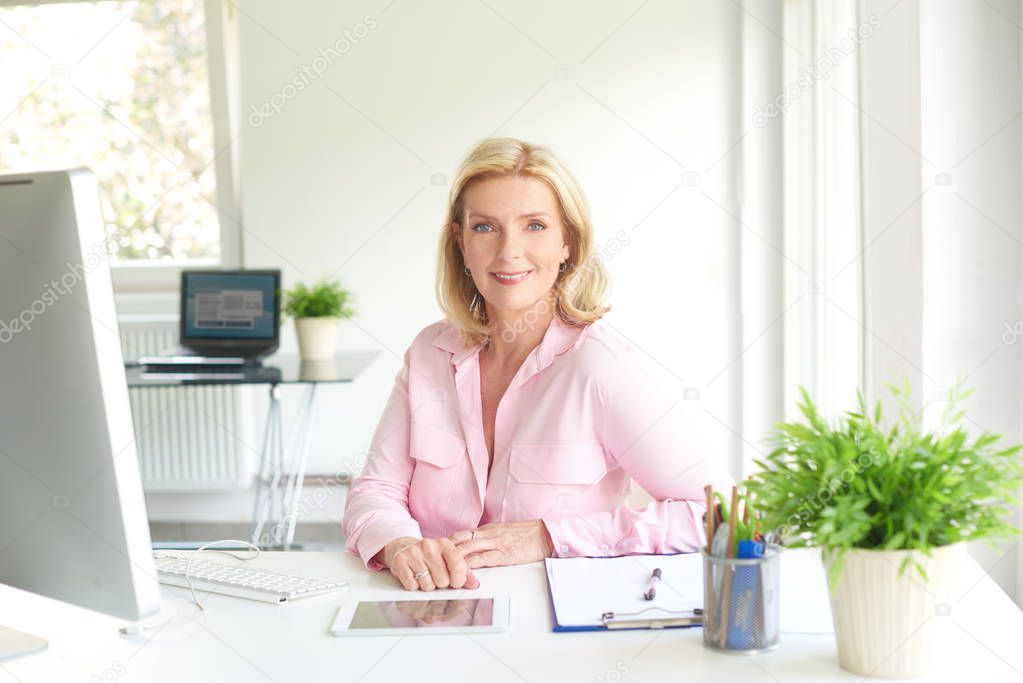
[747,380,1023,678]
[283,278,355,361]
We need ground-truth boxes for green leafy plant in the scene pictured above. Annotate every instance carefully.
[746,380,1023,587]
[283,279,355,320]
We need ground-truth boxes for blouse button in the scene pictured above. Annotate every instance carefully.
[559,544,569,554]
[599,544,609,554]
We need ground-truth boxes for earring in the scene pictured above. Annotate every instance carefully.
[463,266,471,276]
[559,261,568,273]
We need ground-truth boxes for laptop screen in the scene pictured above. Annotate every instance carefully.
[182,272,278,340]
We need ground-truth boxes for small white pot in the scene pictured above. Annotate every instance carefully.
[825,542,965,678]
[294,317,339,361]
[298,358,339,381]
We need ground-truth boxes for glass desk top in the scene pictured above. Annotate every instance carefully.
[124,351,380,387]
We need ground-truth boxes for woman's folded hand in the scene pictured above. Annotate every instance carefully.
[381,536,481,591]
[450,520,554,569]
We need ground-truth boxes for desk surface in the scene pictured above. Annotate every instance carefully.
[124,350,379,387]
[2,549,1021,682]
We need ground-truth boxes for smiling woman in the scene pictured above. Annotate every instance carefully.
[436,137,611,349]
[342,137,734,592]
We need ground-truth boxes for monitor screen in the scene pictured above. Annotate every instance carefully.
[183,272,277,339]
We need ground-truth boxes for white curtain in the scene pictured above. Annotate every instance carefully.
[737,0,865,480]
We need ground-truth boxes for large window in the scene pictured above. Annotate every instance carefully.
[0,0,221,263]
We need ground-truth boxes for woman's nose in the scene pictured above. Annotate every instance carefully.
[497,232,524,260]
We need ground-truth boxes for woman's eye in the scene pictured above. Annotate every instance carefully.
[471,222,545,232]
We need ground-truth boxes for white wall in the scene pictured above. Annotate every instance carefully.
[918,0,1021,603]
[236,1,747,483]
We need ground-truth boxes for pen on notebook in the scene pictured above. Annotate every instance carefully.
[643,568,661,601]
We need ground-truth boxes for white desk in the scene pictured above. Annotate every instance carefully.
[2,549,1021,682]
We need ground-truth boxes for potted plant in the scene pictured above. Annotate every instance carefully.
[283,278,355,361]
[746,381,1023,678]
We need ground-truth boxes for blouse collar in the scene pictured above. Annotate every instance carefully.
[431,313,589,373]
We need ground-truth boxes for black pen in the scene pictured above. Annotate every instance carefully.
[643,568,661,601]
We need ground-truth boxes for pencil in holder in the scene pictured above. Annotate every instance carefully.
[701,544,780,654]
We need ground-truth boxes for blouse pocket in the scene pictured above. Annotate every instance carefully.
[408,422,468,525]
[409,422,466,469]
[506,444,608,516]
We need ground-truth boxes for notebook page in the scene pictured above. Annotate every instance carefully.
[545,553,701,628]
[544,549,834,633]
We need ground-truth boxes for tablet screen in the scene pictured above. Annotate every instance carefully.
[349,598,494,629]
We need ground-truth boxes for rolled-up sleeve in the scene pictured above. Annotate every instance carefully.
[541,348,734,557]
[343,346,423,571]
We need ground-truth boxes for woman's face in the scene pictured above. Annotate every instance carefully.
[455,174,570,321]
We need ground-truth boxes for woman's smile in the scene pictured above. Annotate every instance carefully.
[490,270,533,285]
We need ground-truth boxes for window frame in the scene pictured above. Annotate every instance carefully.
[779,0,865,417]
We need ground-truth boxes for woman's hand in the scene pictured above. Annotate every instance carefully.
[449,520,555,569]
[380,536,480,591]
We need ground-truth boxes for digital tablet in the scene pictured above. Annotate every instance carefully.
[330,596,509,636]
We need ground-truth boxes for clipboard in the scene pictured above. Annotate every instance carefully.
[544,553,704,632]
[601,606,704,630]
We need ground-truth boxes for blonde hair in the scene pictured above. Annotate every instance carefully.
[435,137,611,348]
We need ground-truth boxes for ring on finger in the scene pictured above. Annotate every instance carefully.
[413,568,429,580]
[470,530,476,542]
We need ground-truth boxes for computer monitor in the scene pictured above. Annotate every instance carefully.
[0,169,161,659]
[179,269,281,356]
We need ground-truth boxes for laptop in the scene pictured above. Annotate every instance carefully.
[138,269,281,367]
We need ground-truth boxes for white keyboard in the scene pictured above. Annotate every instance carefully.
[155,554,349,604]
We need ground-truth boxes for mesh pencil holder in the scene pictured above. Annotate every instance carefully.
[702,544,781,654]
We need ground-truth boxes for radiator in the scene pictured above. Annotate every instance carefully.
[119,318,252,491]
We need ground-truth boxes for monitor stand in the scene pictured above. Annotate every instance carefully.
[0,625,48,660]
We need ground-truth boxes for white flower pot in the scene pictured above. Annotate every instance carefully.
[294,317,339,361]
[825,542,965,678]
[298,358,339,381]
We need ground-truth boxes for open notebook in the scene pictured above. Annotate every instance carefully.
[544,553,702,632]
[544,550,834,633]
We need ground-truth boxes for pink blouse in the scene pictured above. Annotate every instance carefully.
[342,315,734,572]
